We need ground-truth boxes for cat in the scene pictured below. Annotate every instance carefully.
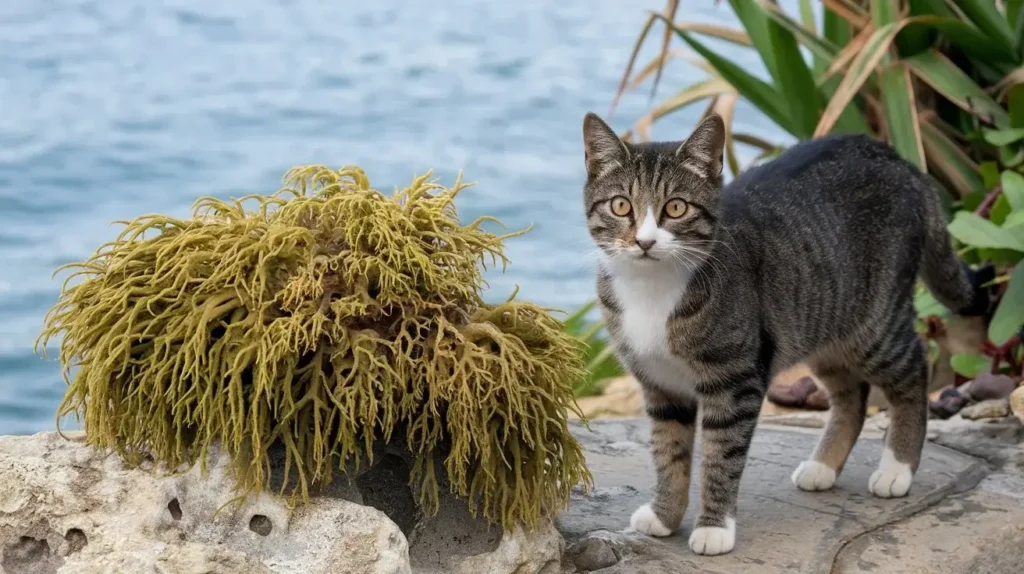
[580,111,991,556]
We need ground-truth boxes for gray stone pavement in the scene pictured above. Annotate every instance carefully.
[559,417,1024,574]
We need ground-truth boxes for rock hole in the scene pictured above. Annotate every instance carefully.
[1,536,55,574]
[64,528,88,554]
[167,498,183,520]
[249,514,273,536]
[355,453,418,536]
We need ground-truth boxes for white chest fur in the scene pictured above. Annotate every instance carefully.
[605,260,695,392]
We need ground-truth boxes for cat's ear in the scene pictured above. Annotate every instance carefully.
[675,114,725,179]
[583,112,629,179]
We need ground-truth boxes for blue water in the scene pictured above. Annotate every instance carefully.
[0,0,787,434]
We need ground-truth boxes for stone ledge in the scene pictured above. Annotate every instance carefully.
[558,418,1022,574]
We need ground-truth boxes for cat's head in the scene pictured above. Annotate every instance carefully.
[581,112,725,270]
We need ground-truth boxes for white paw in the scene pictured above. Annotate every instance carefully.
[629,503,672,537]
[688,517,736,556]
[868,448,913,498]
[791,460,837,491]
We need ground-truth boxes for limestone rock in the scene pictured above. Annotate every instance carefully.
[1010,386,1024,423]
[566,531,625,572]
[571,376,643,420]
[960,399,1012,421]
[450,523,562,574]
[962,374,1017,402]
[0,432,562,574]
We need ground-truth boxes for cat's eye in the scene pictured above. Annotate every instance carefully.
[610,196,632,217]
[664,199,688,219]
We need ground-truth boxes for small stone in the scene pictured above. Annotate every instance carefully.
[962,374,1017,402]
[959,398,1011,420]
[929,387,966,419]
[568,536,621,571]
[1010,386,1024,423]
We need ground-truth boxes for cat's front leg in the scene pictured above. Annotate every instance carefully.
[630,382,698,537]
[690,380,764,556]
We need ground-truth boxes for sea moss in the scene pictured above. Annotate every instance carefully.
[37,165,592,529]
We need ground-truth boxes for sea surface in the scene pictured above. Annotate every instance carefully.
[0,0,789,434]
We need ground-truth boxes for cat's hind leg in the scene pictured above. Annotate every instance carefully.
[791,363,869,492]
[861,324,928,498]
[630,383,698,536]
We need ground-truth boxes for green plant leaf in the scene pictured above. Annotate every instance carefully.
[765,7,822,138]
[1003,171,1024,211]
[822,5,852,53]
[914,285,947,318]
[814,21,905,136]
[759,1,869,134]
[950,353,991,378]
[907,0,951,18]
[760,1,840,62]
[1011,83,1024,128]
[1011,0,1024,37]
[728,0,781,86]
[905,50,1012,129]
[921,119,984,197]
[880,63,926,169]
[956,0,1017,56]
[1002,145,1024,168]
[564,300,596,327]
[991,194,1013,225]
[917,17,1018,76]
[659,15,793,132]
[799,0,815,33]
[947,211,1024,251]
[983,128,1024,146]
[980,162,1002,190]
[989,263,1024,345]
[871,0,897,26]
[962,190,987,212]
[1004,210,1024,228]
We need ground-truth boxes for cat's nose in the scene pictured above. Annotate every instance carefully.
[636,238,656,251]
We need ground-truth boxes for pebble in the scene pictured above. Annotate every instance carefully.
[569,535,622,572]
[1010,386,1024,423]
[961,374,1017,402]
[929,387,966,419]
[959,398,1011,421]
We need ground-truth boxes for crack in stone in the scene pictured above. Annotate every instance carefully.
[826,458,989,574]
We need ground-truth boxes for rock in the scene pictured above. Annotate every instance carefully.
[766,375,829,410]
[0,432,561,574]
[960,398,1012,420]
[1010,386,1024,423]
[962,374,1017,402]
[558,418,1000,573]
[571,376,643,420]
[930,386,967,419]
[759,411,828,429]
[566,532,623,571]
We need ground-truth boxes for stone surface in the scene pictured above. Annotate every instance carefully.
[0,432,561,574]
[570,377,643,420]
[961,373,1017,402]
[565,532,624,572]
[558,418,1024,573]
[1010,386,1024,422]
[959,398,1011,420]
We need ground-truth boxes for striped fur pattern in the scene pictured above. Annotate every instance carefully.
[580,112,991,556]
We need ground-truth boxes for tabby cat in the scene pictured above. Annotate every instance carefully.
[580,112,991,556]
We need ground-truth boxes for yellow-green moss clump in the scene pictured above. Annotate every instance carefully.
[37,165,591,529]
